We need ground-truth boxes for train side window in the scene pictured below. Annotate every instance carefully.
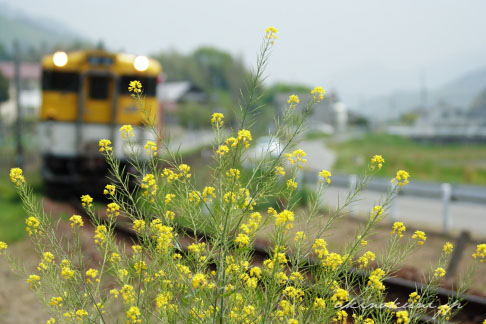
[119,76,157,97]
[42,71,80,92]
[89,76,109,100]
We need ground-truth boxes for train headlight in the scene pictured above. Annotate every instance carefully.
[134,56,149,71]
[53,51,68,67]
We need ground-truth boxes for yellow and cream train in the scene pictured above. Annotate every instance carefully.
[38,49,161,197]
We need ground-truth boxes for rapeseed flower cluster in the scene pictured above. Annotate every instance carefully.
[9,167,25,185]
[285,149,307,169]
[211,112,224,127]
[98,139,112,152]
[392,169,410,186]
[128,80,142,93]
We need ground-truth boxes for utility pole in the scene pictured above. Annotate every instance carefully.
[14,40,23,168]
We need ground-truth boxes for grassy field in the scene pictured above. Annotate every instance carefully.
[328,133,486,186]
[0,169,43,243]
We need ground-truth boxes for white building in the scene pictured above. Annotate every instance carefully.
[0,61,41,124]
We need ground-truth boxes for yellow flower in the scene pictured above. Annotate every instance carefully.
[60,259,75,279]
[289,271,304,282]
[250,266,262,278]
[110,289,119,299]
[313,297,326,309]
[318,170,331,184]
[0,241,8,254]
[312,238,329,259]
[216,144,229,156]
[367,268,386,291]
[391,222,406,238]
[275,166,286,176]
[274,209,294,229]
[9,167,25,185]
[202,186,216,202]
[75,309,88,321]
[104,184,116,195]
[286,179,298,191]
[473,243,486,262]
[110,253,121,263]
[330,288,349,307]
[395,311,409,324]
[133,219,145,232]
[46,318,55,324]
[334,310,348,323]
[26,274,40,288]
[226,168,240,180]
[437,305,451,319]
[412,230,427,245]
[165,193,175,204]
[285,149,307,169]
[80,194,93,207]
[25,216,41,235]
[43,252,54,263]
[128,80,142,93]
[408,292,420,304]
[392,170,410,186]
[294,231,306,242]
[372,205,384,219]
[434,267,446,278]
[310,86,326,102]
[322,252,345,271]
[69,215,84,228]
[385,301,397,310]
[265,27,278,42]
[144,140,157,156]
[134,260,148,274]
[107,202,120,218]
[120,124,134,139]
[94,225,107,245]
[357,251,376,269]
[235,233,250,247]
[126,306,141,323]
[443,242,454,254]
[370,155,385,170]
[161,168,182,183]
[188,242,206,254]
[141,173,158,197]
[85,268,98,283]
[98,139,112,152]
[165,210,176,220]
[192,273,207,289]
[287,94,300,108]
[237,129,253,148]
[178,164,191,178]
[211,112,224,127]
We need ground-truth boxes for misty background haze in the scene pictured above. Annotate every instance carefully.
[1,0,486,118]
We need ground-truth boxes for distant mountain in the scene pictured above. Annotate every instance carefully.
[353,67,486,120]
[0,3,86,53]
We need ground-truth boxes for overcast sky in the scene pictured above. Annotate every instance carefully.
[3,0,486,104]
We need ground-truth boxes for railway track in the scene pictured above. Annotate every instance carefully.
[60,197,486,324]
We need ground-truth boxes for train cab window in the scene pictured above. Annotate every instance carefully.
[89,76,110,100]
[42,70,80,92]
[119,76,157,97]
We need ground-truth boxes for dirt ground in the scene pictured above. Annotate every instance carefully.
[256,209,486,296]
[0,199,106,324]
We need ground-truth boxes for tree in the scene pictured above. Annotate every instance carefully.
[0,70,9,104]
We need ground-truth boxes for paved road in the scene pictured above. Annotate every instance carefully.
[163,127,214,153]
[320,186,486,237]
[300,139,486,238]
[299,140,336,171]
